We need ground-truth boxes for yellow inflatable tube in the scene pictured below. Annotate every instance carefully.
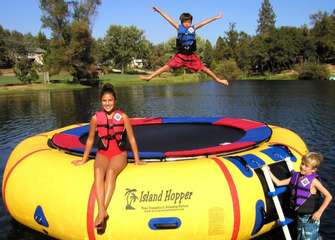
[2,121,308,240]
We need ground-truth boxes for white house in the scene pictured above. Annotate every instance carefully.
[130,58,144,69]
[28,48,46,65]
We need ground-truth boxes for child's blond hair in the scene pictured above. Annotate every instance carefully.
[302,152,323,169]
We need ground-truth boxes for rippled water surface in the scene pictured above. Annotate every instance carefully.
[1,80,335,239]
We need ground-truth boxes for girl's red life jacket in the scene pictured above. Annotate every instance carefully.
[95,109,126,150]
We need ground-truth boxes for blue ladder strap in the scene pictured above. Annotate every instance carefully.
[278,218,294,226]
[268,186,288,197]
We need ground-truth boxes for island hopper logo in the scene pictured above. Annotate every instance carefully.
[125,188,138,210]
[124,188,193,211]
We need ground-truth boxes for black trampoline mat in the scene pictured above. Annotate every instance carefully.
[80,123,245,152]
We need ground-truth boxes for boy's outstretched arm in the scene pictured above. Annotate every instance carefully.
[153,7,178,30]
[195,12,223,30]
[268,168,291,186]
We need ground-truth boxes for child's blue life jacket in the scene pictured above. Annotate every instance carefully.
[176,24,197,55]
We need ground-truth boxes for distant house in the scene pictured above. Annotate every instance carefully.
[130,58,144,69]
[28,48,46,65]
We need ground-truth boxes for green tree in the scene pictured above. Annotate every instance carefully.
[0,25,50,68]
[214,36,228,62]
[71,0,101,25]
[0,25,12,67]
[93,38,107,64]
[193,36,207,61]
[299,25,317,63]
[14,57,39,84]
[296,62,330,80]
[203,40,214,67]
[104,25,150,74]
[145,40,174,70]
[224,23,239,59]
[214,59,242,80]
[40,0,71,43]
[40,0,101,81]
[310,11,335,63]
[67,20,97,81]
[36,31,50,50]
[40,0,71,74]
[266,27,303,72]
[257,0,276,35]
[235,32,252,73]
[249,35,269,74]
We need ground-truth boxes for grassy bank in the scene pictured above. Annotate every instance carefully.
[0,83,89,94]
[0,73,88,94]
[240,70,298,80]
[0,73,202,94]
[2,65,333,94]
[0,73,75,85]
[100,73,202,86]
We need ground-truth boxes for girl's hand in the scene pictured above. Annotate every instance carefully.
[72,159,87,166]
[135,160,146,165]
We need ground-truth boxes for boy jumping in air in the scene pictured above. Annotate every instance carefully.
[140,7,229,85]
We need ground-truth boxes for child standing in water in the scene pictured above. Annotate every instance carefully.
[140,7,229,85]
[72,83,144,230]
[269,152,332,240]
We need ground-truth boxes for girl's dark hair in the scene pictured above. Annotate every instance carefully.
[179,12,193,23]
[100,83,117,99]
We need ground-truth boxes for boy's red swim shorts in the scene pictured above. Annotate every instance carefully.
[168,53,204,72]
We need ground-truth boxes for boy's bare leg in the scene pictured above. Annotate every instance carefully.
[201,66,229,85]
[140,64,171,81]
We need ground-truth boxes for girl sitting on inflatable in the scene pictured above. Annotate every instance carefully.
[72,83,144,230]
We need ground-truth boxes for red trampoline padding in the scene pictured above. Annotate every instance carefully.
[165,142,255,158]
[214,118,265,131]
[52,133,85,149]
[130,118,162,126]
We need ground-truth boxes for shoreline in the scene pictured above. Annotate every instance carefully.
[0,73,204,94]
[0,70,326,94]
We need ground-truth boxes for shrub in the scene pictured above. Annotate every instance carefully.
[14,57,39,84]
[296,63,330,80]
[213,59,242,80]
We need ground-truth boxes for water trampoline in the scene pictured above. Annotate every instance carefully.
[2,117,308,240]
[50,117,272,159]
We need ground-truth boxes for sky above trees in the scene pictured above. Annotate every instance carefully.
[0,0,334,44]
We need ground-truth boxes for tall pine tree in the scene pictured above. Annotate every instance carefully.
[257,0,276,35]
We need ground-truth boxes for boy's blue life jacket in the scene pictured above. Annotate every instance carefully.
[176,24,197,55]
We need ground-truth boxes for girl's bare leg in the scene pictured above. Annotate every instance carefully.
[140,64,171,81]
[94,154,109,227]
[104,152,128,213]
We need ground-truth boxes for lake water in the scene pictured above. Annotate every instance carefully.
[0,80,334,239]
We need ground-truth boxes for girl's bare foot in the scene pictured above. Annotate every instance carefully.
[95,212,106,228]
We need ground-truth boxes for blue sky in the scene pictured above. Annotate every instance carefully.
[0,0,334,44]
